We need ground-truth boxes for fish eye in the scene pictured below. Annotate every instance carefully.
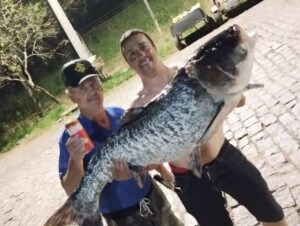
[237,44,248,57]
[240,44,247,53]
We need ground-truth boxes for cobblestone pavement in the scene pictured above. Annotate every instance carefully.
[1,0,300,225]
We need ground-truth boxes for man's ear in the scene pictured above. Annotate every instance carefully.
[66,88,79,104]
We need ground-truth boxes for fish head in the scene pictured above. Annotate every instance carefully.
[187,24,257,98]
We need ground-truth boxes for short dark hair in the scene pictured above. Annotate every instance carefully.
[120,29,155,60]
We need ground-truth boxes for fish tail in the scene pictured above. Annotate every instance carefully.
[44,200,79,226]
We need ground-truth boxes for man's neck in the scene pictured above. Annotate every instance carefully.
[80,107,110,129]
[130,64,176,108]
[141,64,176,95]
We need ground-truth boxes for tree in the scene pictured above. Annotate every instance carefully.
[0,0,67,109]
[59,0,133,32]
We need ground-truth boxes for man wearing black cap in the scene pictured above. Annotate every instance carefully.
[58,59,183,226]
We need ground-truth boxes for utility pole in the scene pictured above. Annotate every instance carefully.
[143,0,162,34]
[47,0,92,60]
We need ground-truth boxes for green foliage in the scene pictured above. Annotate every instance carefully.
[0,68,134,152]
[102,69,134,93]
[84,1,154,63]
[0,0,212,152]
[1,0,58,76]
[157,31,178,60]
[1,121,31,153]
[0,105,64,153]
[59,0,134,31]
[60,0,89,26]
[0,0,66,106]
[34,105,64,129]
[36,67,65,96]
[83,0,203,66]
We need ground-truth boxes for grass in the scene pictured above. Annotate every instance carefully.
[156,29,178,60]
[1,0,212,153]
[102,69,135,92]
[0,69,134,153]
[1,105,64,153]
[36,68,65,96]
[83,0,204,73]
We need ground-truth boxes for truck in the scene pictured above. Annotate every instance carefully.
[170,3,216,50]
[210,0,262,23]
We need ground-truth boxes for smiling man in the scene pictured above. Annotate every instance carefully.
[120,29,287,226]
[58,59,183,226]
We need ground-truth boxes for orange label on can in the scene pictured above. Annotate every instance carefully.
[65,119,94,154]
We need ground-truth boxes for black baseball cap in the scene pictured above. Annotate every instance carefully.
[61,59,99,87]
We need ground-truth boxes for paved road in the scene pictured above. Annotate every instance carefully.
[1,0,300,225]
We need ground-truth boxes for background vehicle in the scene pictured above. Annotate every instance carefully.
[170,3,216,50]
[210,0,263,23]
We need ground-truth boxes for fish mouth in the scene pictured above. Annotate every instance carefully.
[217,64,238,80]
[231,24,257,48]
[185,24,256,94]
[246,30,257,39]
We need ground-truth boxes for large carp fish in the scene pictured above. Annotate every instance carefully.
[45,24,257,225]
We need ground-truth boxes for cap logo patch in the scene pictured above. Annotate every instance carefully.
[74,63,86,73]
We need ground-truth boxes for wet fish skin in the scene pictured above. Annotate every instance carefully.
[188,24,256,101]
[44,24,256,226]
[71,72,222,216]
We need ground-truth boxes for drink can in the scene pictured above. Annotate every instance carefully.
[65,119,94,154]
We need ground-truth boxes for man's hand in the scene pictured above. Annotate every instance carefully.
[66,136,85,164]
[155,165,175,190]
[111,158,133,181]
[160,169,175,190]
[62,136,86,196]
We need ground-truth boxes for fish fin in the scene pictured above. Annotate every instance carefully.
[128,163,148,188]
[217,65,237,80]
[44,199,78,226]
[188,146,203,178]
[44,199,102,226]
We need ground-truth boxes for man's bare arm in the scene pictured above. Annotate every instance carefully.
[61,159,84,196]
[61,137,85,196]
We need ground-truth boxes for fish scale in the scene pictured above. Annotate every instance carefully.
[45,24,256,226]
[72,71,222,217]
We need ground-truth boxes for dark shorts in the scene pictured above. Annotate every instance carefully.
[174,139,284,226]
[103,179,184,226]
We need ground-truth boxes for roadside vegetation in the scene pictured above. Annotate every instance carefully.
[0,68,135,153]
[84,0,211,73]
[0,0,211,153]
